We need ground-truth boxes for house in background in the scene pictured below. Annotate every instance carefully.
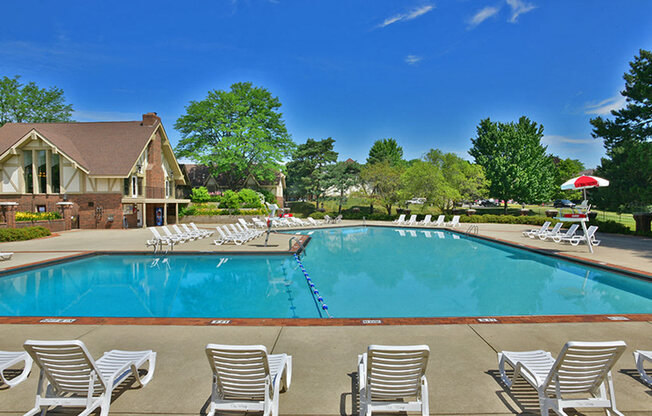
[0,113,189,229]
[179,164,286,206]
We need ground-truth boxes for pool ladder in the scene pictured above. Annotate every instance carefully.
[465,225,479,235]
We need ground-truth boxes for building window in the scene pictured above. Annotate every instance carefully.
[36,205,46,213]
[137,177,143,197]
[23,151,33,193]
[165,179,170,198]
[51,153,60,193]
[131,176,138,197]
[37,150,47,193]
[124,178,130,196]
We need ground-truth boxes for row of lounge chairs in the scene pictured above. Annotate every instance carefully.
[214,223,264,245]
[393,214,461,228]
[147,223,213,250]
[523,221,601,246]
[2,340,650,416]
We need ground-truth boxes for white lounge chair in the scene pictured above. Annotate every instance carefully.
[538,222,563,241]
[23,339,155,416]
[446,215,461,228]
[358,345,430,416]
[551,224,579,243]
[432,215,445,227]
[498,340,627,416]
[205,344,292,416]
[393,214,406,225]
[333,214,343,223]
[189,222,213,238]
[173,224,196,241]
[0,351,32,388]
[561,225,601,246]
[406,215,418,225]
[418,214,432,226]
[252,218,269,229]
[214,226,244,245]
[147,227,175,251]
[307,217,323,226]
[522,221,551,238]
[162,225,187,243]
[634,350,652,386]
[0,252,13,261]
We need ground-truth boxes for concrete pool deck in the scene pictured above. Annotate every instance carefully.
[0,322,651,415]
[0,221,650,414]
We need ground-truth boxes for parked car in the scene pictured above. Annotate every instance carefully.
[553,199,576,208]
[479,199,499,207]
[406,197,426,205]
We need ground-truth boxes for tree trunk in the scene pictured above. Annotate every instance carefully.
[369,202,374,214]
[504,200,508,214]
[385,204,392,215]
[338,190,344,214]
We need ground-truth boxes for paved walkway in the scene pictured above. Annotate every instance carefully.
[0,321,651,415]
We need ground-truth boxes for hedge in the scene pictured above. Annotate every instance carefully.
[0,226,51,242]
[180,204,268,217]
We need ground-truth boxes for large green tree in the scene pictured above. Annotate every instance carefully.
[367,138,404,166]
[590,49,652,211]
[325,159,361,214]
[550,156,585,200]
[401,150,487,212]
[0,75,73,126]
[469,116,555,212]
[174,82,294,190]
[286,138,338,205]
[360,161,403,214]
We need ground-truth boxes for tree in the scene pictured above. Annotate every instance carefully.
[469,116,555,212]
[400,150,487,212]
[590,49,652,211]
[174,82,294,190]
[325,159,361,214]
[550,157,585,200]
[0,75,73,126]
[367,138,404,166]
[286,138,338,205]
[359,161,403,214]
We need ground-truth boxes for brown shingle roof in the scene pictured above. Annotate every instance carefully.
[0,121,157,176]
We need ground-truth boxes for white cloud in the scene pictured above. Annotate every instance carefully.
[377,4,435,28]
[506,0,536,23]
[584,95,626,115]
[468,6,500,28]
[73,110,140,122]
[405,55,422,65]
[543,135,595,145]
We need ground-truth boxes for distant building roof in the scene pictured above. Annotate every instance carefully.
[180,163,284,188]
[0,114,160,176]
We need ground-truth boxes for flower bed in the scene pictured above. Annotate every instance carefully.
[15,211,62,222]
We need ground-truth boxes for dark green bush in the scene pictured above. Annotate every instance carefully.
[289,201,317,216]
[238,189,263,208]
[190,186,211,203]
[0,226,51,242]
[257,189,276,204]
[309,211,325,219]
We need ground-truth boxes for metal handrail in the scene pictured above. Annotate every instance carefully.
[465,224,479,235]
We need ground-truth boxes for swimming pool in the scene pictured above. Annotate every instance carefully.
[0,227,650,318]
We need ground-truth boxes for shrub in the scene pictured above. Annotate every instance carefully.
[0,226,51,242]
[190,186,211,203]
[309,211,325,219]
[179,204,268,218]
[238,189,263,208]
[15,211,62,222]
[222,190,241,210]
[257,189,276,204]
[289,201,317,216]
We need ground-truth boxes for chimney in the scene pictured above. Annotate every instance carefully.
[141,112,160,126]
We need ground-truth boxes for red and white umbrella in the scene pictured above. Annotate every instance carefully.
[561,175,609,199]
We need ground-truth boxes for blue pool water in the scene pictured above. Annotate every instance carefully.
[0,227,650,318]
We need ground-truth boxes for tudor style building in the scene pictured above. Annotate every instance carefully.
[0,113,189,229]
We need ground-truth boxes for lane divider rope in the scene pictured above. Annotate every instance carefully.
[294,253,332,318]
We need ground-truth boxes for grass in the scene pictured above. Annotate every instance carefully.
[313,198,637,231]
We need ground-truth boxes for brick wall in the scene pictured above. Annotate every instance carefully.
[67,193,123,229]
[15,219,66,232]
[146,130,165,198]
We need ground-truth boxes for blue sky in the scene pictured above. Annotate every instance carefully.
[1,1,651,168]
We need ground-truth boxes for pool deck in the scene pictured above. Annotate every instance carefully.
[0,322,651,415]
[0,221,650,415]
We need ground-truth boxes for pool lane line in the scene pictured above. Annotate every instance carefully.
[293,253,332,318]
